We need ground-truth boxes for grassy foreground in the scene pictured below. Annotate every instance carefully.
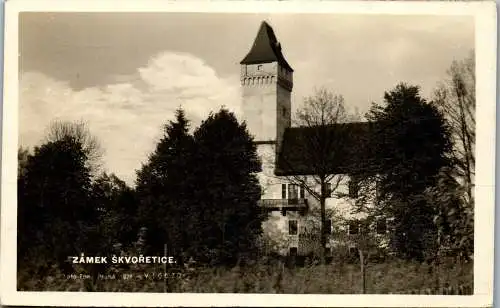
[18,258,472,294]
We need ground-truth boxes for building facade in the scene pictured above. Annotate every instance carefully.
[240,21,390,257]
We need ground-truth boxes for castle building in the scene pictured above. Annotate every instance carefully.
[240,21,390,256]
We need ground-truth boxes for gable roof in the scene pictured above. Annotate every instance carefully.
[240,21,294,72]
[275,122,375,176]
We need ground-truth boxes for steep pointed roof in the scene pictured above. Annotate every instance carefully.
[240,21,294,72]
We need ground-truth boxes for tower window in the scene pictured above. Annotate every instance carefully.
[257,64,263,71]
[282,107,287,116]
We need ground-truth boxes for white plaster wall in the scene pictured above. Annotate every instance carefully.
[256,144,282,200]
[261,210,304,255]
[241,59,382,255]
[258,173,381,255]
[276,85,291,148]
[241,63,279,142]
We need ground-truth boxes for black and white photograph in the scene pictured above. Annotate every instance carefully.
[1,1,496,307]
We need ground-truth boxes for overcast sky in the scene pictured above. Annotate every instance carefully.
[19,12,474,185]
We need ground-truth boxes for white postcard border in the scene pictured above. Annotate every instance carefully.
[1,1,496,307]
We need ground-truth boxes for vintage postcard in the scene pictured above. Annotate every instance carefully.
[1,0,496,307]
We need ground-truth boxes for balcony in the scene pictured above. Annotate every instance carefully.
[258,198,309,213]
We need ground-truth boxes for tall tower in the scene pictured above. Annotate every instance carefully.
[240,21,293,155]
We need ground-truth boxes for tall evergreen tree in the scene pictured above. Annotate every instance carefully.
[367,83,452,261]
[191,108,263,265]
[135,109,196,257]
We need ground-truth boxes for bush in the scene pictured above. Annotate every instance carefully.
[18,256,472,293]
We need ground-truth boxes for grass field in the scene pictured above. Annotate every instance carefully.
[18,257,472,294]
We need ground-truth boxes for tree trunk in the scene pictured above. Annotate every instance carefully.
[456,86,474,204]
[320,178,327,264]
[358,248,366,294]
[435,227,441,289]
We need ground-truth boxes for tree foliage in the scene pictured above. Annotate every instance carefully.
[18,147,30,177]
[91,172,138,253]
[429,52,475,260]
[425,167,473,260]
[45,120,104,176]
[136,108,263,265]
[18,134,98,269]
[433,51,475,203]
[136,109,196,256]
[191,108,263,265]
[366,83,452,261]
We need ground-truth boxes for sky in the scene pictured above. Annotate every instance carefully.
[19,12,475,185]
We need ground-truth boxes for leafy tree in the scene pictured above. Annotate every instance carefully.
[18,147,30,177]
[191,108,263,265]
[91,172,138,252]
[18,134,97,269]
[45,120,103,176]
[425,167,473,260]
[135,109,196,257]
[366,83,452,261]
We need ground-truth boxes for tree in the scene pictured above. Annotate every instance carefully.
[429,52,475,260]
[91,172,138,252]
[433,51,475,204]
[135,109,196,257]
[45,120,103,176]
[191,108,263,265]
[18,147,30,177]
[276,87,354,262]
[17,134,97,270]
[366,83,452,261]
[425,167,473,260]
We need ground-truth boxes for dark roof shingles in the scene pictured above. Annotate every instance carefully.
[240,21,294,72]
[275,122,375,176]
